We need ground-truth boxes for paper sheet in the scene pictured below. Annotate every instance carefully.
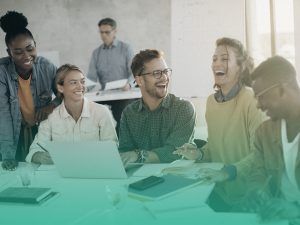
[104,79,127,90]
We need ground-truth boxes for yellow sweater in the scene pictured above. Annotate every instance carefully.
[205,86,265,205]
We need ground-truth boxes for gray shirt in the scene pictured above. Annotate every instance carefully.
[87,39,134,89]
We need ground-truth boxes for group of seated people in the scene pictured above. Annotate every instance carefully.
[0,11,299,224]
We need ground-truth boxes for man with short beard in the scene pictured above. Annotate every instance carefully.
[119,49,196,164]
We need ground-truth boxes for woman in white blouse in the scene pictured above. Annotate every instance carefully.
[26,64,117,164]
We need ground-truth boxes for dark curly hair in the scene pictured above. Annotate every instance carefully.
[0,11,34,47]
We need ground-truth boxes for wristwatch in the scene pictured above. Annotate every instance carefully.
[135,149,149,163]
[140,149,149,163]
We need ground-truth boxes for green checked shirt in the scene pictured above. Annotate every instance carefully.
[119,93,196,162]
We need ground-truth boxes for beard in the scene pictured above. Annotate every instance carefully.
[145,83,168,99]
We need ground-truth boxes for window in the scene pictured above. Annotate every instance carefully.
[246,0,295,66]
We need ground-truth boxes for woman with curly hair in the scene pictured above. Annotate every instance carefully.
[0,11,60,170]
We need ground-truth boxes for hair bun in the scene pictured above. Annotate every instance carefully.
[0,11,28,33]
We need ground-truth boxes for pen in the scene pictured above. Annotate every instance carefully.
[37,142,49,152]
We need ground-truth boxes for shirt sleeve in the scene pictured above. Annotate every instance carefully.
[99,106,118,143]
[118,111,136,152]
[87,50,99,83]
[152,100,196,162]
[234,96,265,177]
[0,73,16,160]
[48,63,62,107]
[26,119,52,162]
[231,122,268,193]
[125,45,135,86]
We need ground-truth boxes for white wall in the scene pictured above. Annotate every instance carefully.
[294,0,300,77]
[170,0,246,98]
[0,0,171,73]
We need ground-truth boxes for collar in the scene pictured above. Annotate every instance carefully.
[102,38,118,49]
[60,97,90,119]
[138,94,171,112]
[214,82,242,102]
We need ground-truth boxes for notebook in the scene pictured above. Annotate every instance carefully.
[128,174,204,201]
[0,187,57,204]
[38,141,127,179]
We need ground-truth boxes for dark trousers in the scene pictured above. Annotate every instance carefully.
[16,124,38,162]
[97,99,136,136]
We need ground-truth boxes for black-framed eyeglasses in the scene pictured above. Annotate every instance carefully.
[255,83,281,99]
[139,68,172,79]
[99,29,115,35]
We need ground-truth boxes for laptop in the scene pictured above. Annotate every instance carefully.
[38,141,128,179]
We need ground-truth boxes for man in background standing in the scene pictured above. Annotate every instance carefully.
[87,17,134,134]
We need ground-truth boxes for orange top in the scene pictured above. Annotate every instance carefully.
[18,75,35,126]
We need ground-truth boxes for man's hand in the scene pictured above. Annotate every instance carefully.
[35,104,55,123]
[198,168,229,184]
[32,152,54,164]
[259,198,300,222]
[173,143,201,160]
[122,83,131,91]
[120,151,138,166]
[1,159,18,170]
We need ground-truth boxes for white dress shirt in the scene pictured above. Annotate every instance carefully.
[26,97,117,162]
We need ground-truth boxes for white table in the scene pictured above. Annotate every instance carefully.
[85,88,141,102]
[0,162,288,225]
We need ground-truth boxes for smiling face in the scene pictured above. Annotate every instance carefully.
[211,45,240,93]
[252,77,285,121]
[57,70,86,103]
[7,34,37,76]
[135,57,169,101]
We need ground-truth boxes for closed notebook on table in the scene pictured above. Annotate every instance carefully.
[128,174,203,201]
[0,187,56,204]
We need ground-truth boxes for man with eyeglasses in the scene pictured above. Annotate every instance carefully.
[248,56,300,223]
[87,17,135,134]
[118,49,196,164]
[197,56,300,223]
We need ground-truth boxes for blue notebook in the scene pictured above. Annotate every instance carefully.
[128,174,203,200]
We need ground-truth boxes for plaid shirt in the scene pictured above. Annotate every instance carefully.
[119,93,196,162]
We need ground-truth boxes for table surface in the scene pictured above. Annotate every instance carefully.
[85,88,141,102]
[0,162,288,225]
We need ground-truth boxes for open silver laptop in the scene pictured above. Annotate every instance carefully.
[38,141,127,179]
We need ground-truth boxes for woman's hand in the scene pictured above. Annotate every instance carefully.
[32,152,54,164]
[1,159,18,170]
[173,143,201,160]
